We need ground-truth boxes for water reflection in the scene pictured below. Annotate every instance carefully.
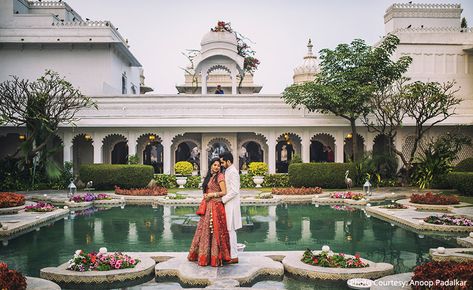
[0,205,462,277]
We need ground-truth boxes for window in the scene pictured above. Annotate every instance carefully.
[121,72,127,94]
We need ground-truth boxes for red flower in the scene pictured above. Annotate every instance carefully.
[355,253,360,259]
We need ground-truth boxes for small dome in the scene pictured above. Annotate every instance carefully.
[293,39,319,84]
[201,30,238,47]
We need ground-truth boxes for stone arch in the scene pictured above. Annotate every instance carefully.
[172,134,201,173]
[137,133,163,173]
[207,137,232,162]
[373,134,395,156]
[72,133,94,170]
[310,133,336,162]
[344,133,365,162]
[102,134,128,164]
[275,132,302,173]
[0,133,24,160]
[238,133,268,169]
[207,64,232,75]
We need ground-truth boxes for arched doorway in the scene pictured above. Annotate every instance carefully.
[310,133,335,163]
[175,141,200,171]
[143,141,163,174]
[240,141,263,169]
[275,133,301,173]
[0,133,23,160]
[373,134,394,156]
[111,141,128,164]
[72,134,94,170]
[208,142,229,162]
[344,134,364,162]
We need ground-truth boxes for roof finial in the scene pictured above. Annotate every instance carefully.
[305,38,314,58]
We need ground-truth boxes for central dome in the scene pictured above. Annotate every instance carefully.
[200,31,238,53]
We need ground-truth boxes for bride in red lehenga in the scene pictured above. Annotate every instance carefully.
[188,157,231,266]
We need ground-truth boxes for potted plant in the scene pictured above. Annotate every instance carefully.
[249,162,268,188]
[174,161,193,188]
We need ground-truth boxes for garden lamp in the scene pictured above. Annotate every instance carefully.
[68,178,77,198]
[363,180,372,196]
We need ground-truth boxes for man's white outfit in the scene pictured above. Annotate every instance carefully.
[222,164,242,259]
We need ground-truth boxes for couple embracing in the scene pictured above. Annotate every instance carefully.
[187,151,242,267]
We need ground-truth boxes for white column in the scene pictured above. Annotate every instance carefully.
[268,137,276,174]
[231,71,237,95]
[93,219,103,244]
[93,132,104,164]
[335,131,344,163]
[301,131,310,163]
[202,70,208,94]
[266,205,277,243]
[128,132,137,157]
[162,206,173,242]
[200,135,207,176]
[127,222,138,244]
[63,132,73,163]
[301,217,311,242]
[162,134,172,174]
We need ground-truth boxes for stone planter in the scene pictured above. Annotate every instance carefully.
[282,251,393,281]
[176,176,188,189]
[40,256,155,289]
[252,176,264,188]
[0,204,25,215]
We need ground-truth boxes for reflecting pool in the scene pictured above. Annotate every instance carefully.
[0,204,460,277]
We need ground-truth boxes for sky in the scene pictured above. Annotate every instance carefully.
[66,0,473,94]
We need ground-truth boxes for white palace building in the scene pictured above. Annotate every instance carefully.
[0,0,472,175]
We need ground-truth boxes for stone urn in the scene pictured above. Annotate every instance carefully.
[252,176,264,188]
[176,176,188,189]
[237,243,246,252]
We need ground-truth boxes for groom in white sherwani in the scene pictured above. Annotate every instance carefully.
[219,151,242,264]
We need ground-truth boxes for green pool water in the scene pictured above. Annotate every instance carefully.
[0,204,460,278]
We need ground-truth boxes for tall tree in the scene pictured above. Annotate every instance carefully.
[363,79,462,181]
[283,34,411,161]
[0,70,97,182]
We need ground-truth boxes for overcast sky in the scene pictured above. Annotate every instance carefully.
[66,0,472,94]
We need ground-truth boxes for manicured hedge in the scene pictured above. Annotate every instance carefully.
[289,163,356,188]
[455,158,473,172]
[80,164,154,190]
[447,172,473,196]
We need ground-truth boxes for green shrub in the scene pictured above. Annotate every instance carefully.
[262,174,290,187]
[240,174,255,188]
[154,174,201,189]
[174,161,193,175]
[185,175,201,189]
[154,174,177,189]
[290,154,302,164]
[80,164,154,190]
[447,172,473,196]
[455,158,473,172]
[289,163,356,188]
[248,162,268,176]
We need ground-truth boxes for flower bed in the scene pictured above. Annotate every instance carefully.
[0,192,25,208]
[330,205,357,211]
[410,192,459,205]
[330,192,364,200]
[302,248,368,268]
[115,186,167,196]
[0,262,27,290]
[381,203,408,209]
[424,215,473,226]
[272,187,323,195]
[25,202,55,212]
[67,248,140,272]
[411,261,472,290]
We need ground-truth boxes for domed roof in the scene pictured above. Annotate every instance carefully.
[201,30,238,47]
[293,39,319,83]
